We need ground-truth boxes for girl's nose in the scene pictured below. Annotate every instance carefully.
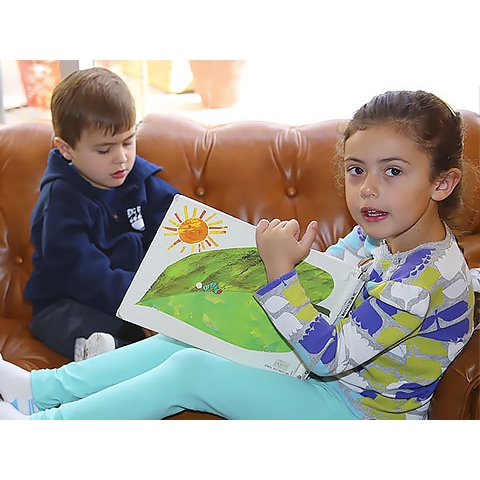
[360,178,378,199]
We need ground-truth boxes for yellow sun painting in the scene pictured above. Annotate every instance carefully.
[163,204,228,254]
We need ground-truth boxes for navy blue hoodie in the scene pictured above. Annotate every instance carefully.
[24,149,180,316]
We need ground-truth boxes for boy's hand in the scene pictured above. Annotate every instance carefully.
[255,218,318,282]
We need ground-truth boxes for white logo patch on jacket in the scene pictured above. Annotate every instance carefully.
[127,206,145,231]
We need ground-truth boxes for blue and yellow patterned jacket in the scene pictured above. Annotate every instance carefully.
[255,225,474,419]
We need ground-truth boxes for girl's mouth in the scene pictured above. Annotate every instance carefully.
[361,207,388,222]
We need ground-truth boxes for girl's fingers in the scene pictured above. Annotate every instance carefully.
[256,218,270,233]
[299,221,318,249]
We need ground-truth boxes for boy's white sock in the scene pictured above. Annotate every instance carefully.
[0,353,39,415]
[74,332,116,361]
[0,400,29,420]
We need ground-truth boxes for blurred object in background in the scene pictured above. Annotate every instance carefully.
[189,60,247,109]
[17,61,61,109]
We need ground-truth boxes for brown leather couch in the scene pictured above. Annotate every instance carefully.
[0,112,478,420]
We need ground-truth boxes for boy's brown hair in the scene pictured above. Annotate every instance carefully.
[51,67,136,148]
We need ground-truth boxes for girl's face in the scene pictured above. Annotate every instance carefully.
[55,126,137,190]
[344,124,456,253]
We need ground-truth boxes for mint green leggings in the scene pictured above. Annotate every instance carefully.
[30,334,358,420]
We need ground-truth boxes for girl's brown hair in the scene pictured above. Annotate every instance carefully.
[335,90,465,225]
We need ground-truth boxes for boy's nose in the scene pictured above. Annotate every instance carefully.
[114,149,128,164]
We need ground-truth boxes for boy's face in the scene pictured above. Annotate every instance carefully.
[55,127,136,190]
[343,124,459,253]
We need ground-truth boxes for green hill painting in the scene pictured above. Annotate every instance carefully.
[137,247,334,353]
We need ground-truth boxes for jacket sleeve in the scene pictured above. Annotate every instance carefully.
[31,186,142,315]
[325,225,378,263]
[254,269,430,377]
[140,174,180,249]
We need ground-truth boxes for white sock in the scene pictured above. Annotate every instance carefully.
[0,353,39,415]
[0,400,29,420]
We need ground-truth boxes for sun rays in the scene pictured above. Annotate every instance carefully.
[163,203,228,253]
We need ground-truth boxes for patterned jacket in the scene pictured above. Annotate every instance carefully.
[255,226,474,419]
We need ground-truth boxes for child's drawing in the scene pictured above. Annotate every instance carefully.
[137,201,335,353]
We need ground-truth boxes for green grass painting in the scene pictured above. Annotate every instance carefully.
[137,247,334,353]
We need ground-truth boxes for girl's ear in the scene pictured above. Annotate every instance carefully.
[431,168,462,202]
[54,137,73,160]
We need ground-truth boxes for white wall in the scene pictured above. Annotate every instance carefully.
[2,0,478,124]
[0,60,26,109]
[236,57,479,124]
[234,1,479,122]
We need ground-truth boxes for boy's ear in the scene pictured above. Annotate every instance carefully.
[431,168,462,202]
[54,137,73,160]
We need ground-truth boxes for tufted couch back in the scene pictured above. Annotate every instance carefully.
[0,112,478,418]
[0,122,55,322]
[135,112,480,263]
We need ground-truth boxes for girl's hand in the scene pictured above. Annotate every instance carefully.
[255,218,318,282]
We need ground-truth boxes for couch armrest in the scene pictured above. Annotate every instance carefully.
[428,328,479,419]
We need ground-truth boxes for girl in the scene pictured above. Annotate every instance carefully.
[0,90,474,420]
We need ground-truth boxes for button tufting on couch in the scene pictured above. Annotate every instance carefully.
[0,112,478,419]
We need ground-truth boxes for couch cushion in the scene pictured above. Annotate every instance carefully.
[0,316,69,370]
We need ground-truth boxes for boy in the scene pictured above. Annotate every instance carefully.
[25,67,180,361]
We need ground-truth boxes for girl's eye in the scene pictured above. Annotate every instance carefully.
[386,167,402,177]
[347,166,364,176]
